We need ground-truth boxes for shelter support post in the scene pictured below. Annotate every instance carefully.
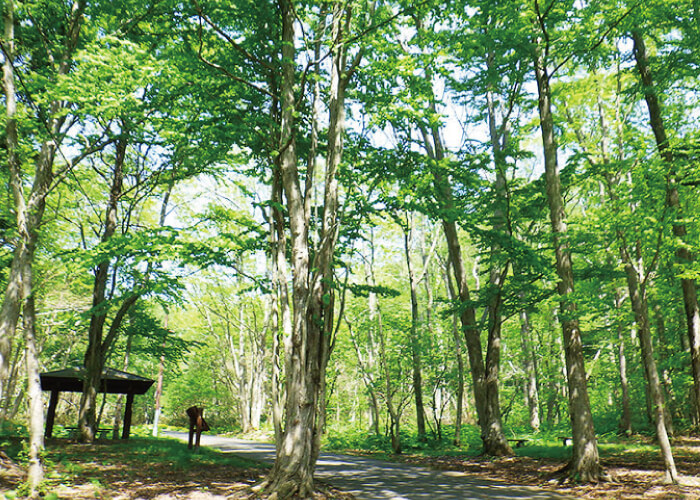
[44,389,60,438]
[122,392,134,439]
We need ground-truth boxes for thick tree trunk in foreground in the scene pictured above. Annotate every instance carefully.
[533,39,603,481]
[263,3,355,496]
[269,167,290,446]
[632,30,700,426]
[0,0,84,409]
[0,0,21,410]
[23,290,44,496]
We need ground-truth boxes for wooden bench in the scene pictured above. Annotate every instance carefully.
[507,438,529,448]
[65,426,111,439]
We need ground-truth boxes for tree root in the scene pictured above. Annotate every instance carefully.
[553,461,615,484]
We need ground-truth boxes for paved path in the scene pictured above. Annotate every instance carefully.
[163,431,569,499]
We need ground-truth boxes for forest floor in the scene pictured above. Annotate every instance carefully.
[1,434,699,499]
[0,437,351,499]
[361,435,700,499]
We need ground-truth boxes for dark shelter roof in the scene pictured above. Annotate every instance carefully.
[40,367,154,395]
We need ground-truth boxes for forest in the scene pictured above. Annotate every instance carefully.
[1,0,700,498]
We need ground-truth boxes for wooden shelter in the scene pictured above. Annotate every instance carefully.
[40,367,155,439]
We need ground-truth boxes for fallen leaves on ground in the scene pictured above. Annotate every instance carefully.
[372,437,700,500]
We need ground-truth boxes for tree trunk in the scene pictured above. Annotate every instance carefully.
[533,40,602,481]
[654,304,675,434]
[377,305,402,455]
[151,332,165,437]
[631,30,700,426]
[22,262,44,496]
[403,216,426,439]
[269,164,290,446]
[616,291,632,436]
[482,82,514,455]
[0,0,21,409]
[443,261,465,446]
[0,0,84,409]
[618,244,678,483]
[263,3,355,496]
[80,138,128,442]
[519,302,541,431]
[114,332,133,439]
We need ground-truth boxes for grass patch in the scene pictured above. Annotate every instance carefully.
[2,434,267,499]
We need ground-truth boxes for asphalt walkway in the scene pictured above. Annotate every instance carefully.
[163,431,569,499]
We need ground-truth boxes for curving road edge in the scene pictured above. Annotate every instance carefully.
[163,431,570,499]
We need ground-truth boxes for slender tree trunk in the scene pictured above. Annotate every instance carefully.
[2,346,25,420]
[519,301,540,431]
[269,164,290,446]
[632,30,700,426]
[616,291,632,436]
[80,138,128,442]
[403,216,426,439]
[114,332,132,439]
[151,314,166,438]
[377,305,402,454]
[483,82,513,455]
[419,115,510,455]
[22,264,44,496]
[654,304,675,434]
[618,243,678,483]
[532,38,602,480]
[443,261,465,446]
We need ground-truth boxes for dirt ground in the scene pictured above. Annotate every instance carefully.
[388,436,700,500]
[0,439,350,499]
[1,437,699,499]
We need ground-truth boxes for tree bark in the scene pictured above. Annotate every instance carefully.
[114,331,132,439]
[403,215,427,439]
[269,167,289,445]
[80,137,128,442]
[23,287,44,496]
[616,291,632,436]
[618,243,678,483]
[483,80,514,455]
[262,3,317,482]
[0,0,85,408]
[263,3,356,496]
[654,304,675,434]
[519,300,541,431]
[443,261,465,446]
[532,38,602,481]
[631,30,700,426]
[422,133,510,455]
[151,314,166,438]
[0,0,21,409]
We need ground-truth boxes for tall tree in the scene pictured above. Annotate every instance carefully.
[261,1,369,496]
[631,27,700,427]
[530,0,603,481]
